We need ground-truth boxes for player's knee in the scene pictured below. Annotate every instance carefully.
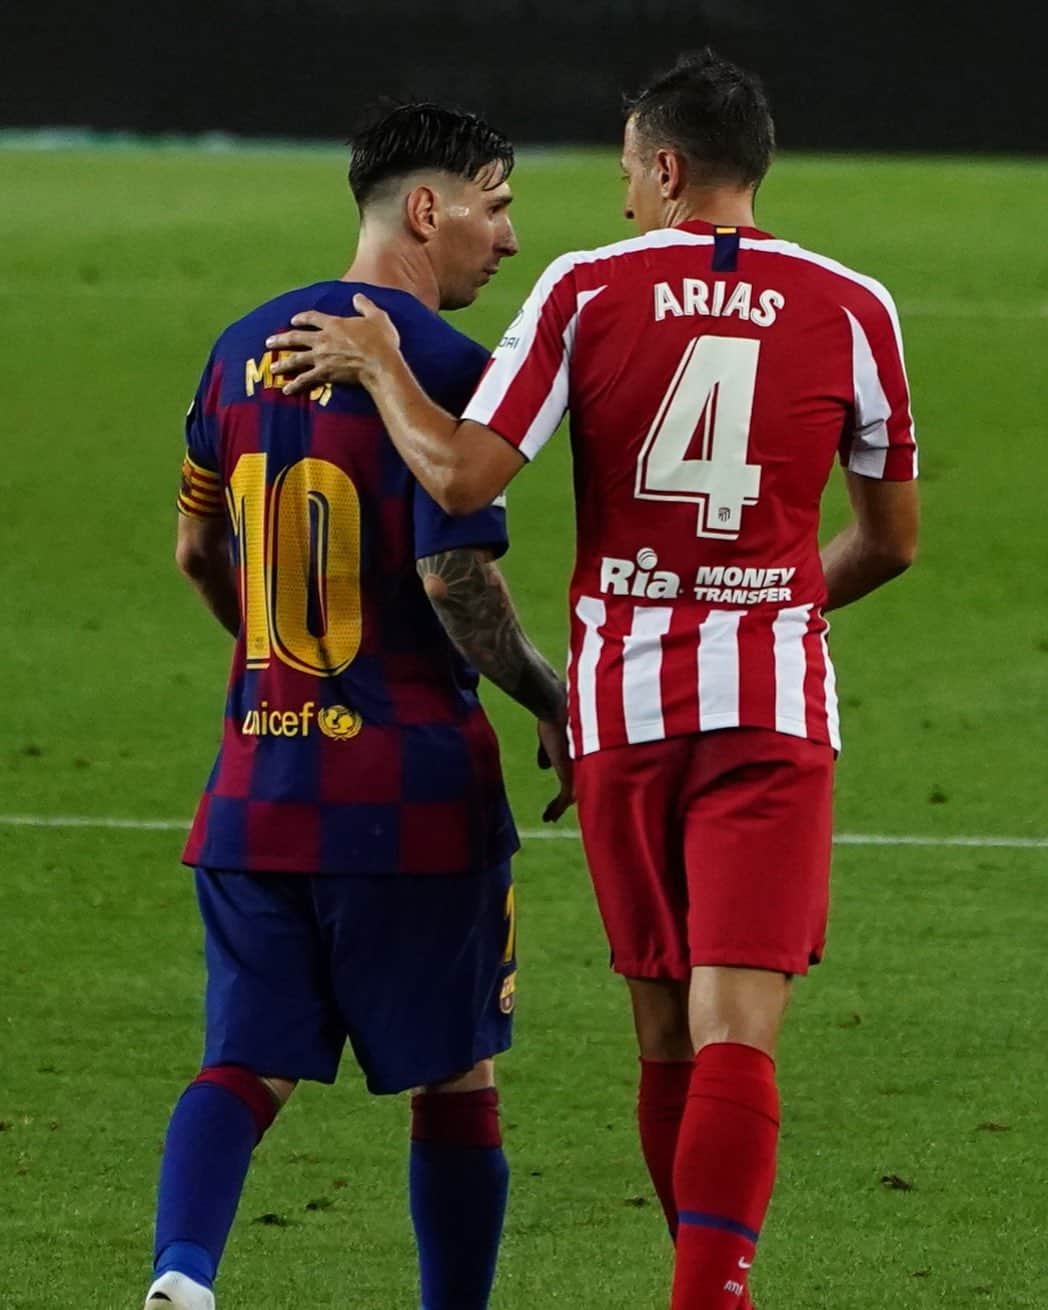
[418,1058,496,1096]
[411,1063,503,1150]
[192,1064,291,1142]
[688,966,792,1057]
[259,1075,298,1106]
[627,978,693,1061]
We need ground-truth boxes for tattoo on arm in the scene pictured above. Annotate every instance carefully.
[417,549,566,722]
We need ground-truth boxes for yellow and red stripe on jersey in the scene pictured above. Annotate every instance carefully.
[177,453,225,518]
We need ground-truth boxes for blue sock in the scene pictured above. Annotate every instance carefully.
[409,1089,510,1310]
[154,1068,275,1288]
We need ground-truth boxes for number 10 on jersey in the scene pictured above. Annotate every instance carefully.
[635,334,762,540]
[227,453,362,676]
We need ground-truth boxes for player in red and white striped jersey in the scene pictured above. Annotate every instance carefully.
[269,49,918,1310]
[465,214,915,759]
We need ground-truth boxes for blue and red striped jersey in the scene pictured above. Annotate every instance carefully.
[180,281,518,875]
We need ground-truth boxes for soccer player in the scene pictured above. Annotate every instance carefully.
[148,103,570,1310]
[267,50,920,1308]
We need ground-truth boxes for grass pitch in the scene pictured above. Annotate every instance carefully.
[1,144,1046,1309]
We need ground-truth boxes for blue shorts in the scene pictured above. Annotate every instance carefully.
[195,864,515,1095]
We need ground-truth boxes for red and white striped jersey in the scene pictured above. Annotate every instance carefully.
[462,220,917,757]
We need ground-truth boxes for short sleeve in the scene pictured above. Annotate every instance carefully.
[433,335,491,417]
[177,354,225,519]
[462,252,587,461]
[413,484,509,561]
[390,301,489,418]
[839,288,918,480]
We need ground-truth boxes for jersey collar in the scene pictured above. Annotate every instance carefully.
[674,218,775,241]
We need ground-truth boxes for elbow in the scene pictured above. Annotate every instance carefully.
[432,472,491,518]
[175,541,211,582]
[874,536,918,579]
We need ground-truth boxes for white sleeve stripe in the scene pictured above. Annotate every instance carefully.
[518,286,606,460]
[848,446,889,478]
[845,307,892,460]
[465,317,542,428]
[518,357,568,460]
[463,254,580,428]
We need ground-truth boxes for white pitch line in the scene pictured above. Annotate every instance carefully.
[0,814,189,831]
[831,833,1047,850]
[0,814,1045,849]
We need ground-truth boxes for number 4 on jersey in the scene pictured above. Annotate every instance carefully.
[635,335,762,540]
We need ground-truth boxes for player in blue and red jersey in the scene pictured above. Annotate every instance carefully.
[144,103,570,1310]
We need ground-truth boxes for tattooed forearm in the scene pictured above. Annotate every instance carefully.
[418,548,566,722]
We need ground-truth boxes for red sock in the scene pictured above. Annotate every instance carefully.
[637,1059,693,1237]
[670,1043,779,1310]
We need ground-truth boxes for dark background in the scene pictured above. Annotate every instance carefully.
[3,1,1041,152]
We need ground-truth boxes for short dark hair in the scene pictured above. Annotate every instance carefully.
[348,100,515,211]
[626,49,775,188]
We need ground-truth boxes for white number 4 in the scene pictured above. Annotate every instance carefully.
[635,335,762,540]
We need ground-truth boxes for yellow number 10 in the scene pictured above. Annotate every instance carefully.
[227,453,362,676]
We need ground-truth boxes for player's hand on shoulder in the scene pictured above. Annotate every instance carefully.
[537,718,574,824]
[267,295,401,395]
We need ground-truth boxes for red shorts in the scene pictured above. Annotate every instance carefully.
[574,728,834,979]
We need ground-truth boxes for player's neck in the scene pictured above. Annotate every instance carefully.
[342,232,440,312]
[668,186,756,231]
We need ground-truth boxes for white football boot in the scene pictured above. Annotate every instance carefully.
[143,1270,215,1310]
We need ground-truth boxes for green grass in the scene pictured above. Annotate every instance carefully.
[2,145,1047,1309]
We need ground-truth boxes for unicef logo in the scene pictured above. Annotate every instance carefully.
[317,705,363,741]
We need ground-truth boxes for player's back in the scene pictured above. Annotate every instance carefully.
[467,220,916,756]
[180,282,517,875]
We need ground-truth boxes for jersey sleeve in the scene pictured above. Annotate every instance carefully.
[434,334,491,417]
[839,286,918,480]
[413,484,509,561]
[177,355,225,519]
[461,252,583,461]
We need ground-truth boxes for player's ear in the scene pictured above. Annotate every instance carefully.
[404,184,439,242]
[655,147,686,199]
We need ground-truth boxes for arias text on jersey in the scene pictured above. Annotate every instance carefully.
[653,279,785,326]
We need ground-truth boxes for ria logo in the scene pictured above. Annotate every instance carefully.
[599,548,681,599]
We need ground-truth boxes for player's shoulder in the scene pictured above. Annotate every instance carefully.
[212,281,410,350]
[346,282,488,370]
[204,281,484,382]
[537,228,717,287]
[745,235,900,320]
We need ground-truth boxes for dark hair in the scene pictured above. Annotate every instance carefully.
[626,49,775,188]
[348,100,514,211]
